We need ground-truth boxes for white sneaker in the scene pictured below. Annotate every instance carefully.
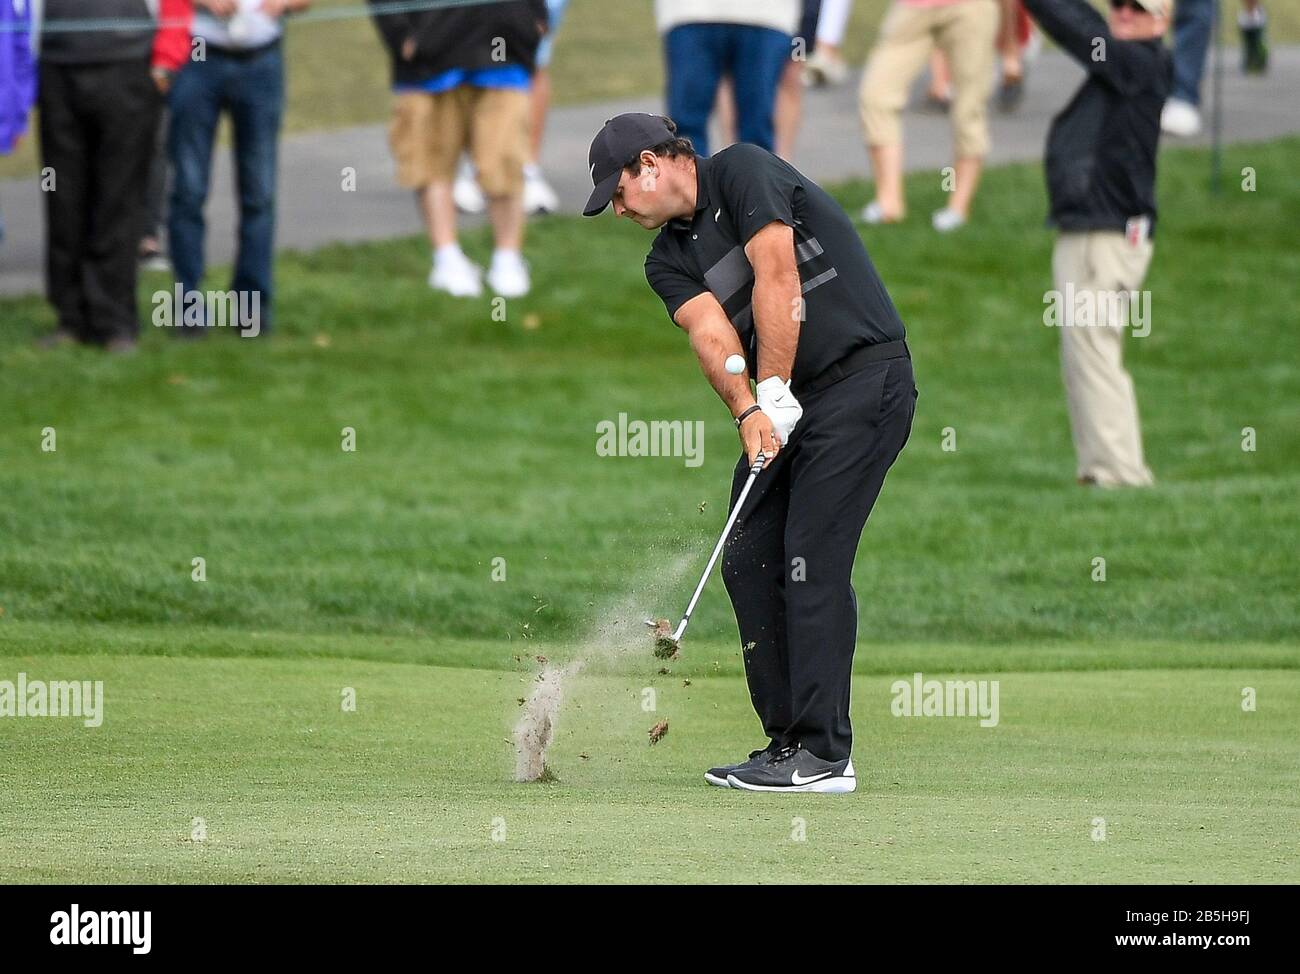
[1161,98,1202,138]
[487,250,530,298]
[523,163,560,215]
[429,247,483,298]
[803,48,849,88]
[861,200,887,224]
[931,207,967,233]
[453,159,486,214]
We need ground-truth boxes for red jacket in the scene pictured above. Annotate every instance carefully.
[153,0,194,72]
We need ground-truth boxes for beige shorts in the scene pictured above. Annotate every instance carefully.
[388,86,531,196]
[859,0,999,158]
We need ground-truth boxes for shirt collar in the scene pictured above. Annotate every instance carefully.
[667,155,711,232]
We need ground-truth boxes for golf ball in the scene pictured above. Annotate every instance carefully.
[724,354,746,375]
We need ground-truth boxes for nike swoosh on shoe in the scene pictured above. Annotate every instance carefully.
[790,770,832,785]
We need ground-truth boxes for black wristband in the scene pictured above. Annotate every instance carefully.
[734,404,762,429]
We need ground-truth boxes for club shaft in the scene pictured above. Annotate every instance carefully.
[674,457,765,641]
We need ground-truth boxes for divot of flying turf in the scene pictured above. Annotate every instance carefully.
[513,553,694,781]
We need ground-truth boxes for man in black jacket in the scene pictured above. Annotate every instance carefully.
[1023,0,1170,487]
[370,0,547,299]
[38,0,164,351]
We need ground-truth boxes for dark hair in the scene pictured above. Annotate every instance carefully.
[622,118,696,174]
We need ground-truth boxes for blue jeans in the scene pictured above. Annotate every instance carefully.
[168,41,284,330]
[1171,0,1215,106]
[664,23,791,157]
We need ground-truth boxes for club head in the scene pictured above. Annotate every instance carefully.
[645,618,680,659]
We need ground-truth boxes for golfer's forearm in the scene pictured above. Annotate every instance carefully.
[751,270,802,383]
[745,223,803,382]
[688,322,756,418]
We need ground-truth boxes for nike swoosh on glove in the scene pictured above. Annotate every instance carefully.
[756,376,803,446]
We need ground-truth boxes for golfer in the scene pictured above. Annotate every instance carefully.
[583,114,916,793]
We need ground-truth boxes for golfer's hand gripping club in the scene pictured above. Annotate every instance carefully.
[739,406,780,466]
[756,376,803,446]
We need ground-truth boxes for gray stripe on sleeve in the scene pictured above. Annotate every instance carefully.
[703,246,754,305]
[801,267,839,293]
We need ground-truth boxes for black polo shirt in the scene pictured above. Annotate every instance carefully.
[644,142,906,395]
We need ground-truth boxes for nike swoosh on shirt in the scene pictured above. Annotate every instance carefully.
[715,208,721,222]
[790,770,832,785]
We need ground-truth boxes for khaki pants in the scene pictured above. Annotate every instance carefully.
[388,87,531,195]
[858,0,999,158]
[1053,230,1156,487]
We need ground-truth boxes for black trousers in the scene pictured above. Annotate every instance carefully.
[721,354,916,761]
[39,58,160,343]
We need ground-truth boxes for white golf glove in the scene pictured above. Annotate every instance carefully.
[756,376,803,446]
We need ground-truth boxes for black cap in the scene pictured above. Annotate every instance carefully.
[583,113,677,217]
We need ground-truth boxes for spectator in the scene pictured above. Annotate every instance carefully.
[454,0,567,217]
[926,2,1033,113]
[141,0,193,272]
[858,0,1001,232]
[371,0,545,298]
[1240,1,1268,74]
[656,0,799,158]
[804,0,854,87]
[168,0,310,339]
[1023,0,1170,487]
[524,0,567,214]
[712,0,817,160]
[1163,1,1269,138]
[1162,0,1213,137]
[1,0,36,250]
[776,0,820,158]
[997,0,1035,111]
[37,0,177,351]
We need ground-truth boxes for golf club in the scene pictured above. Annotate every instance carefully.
[647,451,768,657]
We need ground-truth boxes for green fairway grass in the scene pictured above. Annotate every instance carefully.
[1,141,1297,883]
[2,654,1296,883]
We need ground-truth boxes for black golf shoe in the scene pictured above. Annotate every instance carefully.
[726,744,856,793]
[704,746,777,788]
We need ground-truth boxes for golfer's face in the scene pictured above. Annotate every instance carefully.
[612,168,668,229]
